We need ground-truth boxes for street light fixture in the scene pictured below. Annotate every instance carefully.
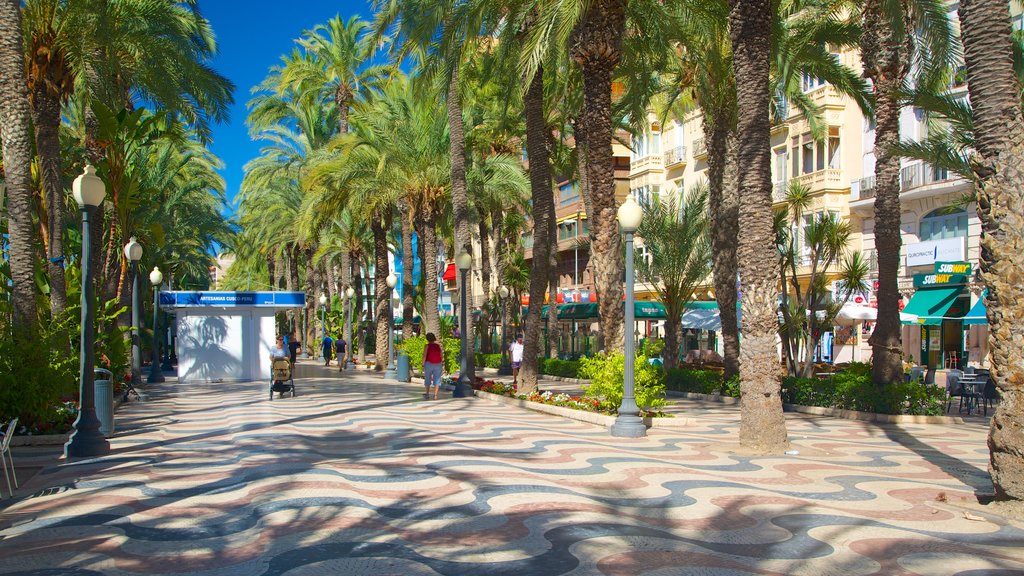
[147,267,165,383]
[319,292,328,342]
[65,165,111,458]
[611,194,646,438]
[123,237,143,387]
[345,286,355,369]
[497,285,512,376]
[454,249,475,397]
[384,272,398,378]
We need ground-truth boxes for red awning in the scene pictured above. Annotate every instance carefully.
[442,263,456,281]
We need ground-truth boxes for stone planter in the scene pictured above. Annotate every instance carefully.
[474,389,694,429]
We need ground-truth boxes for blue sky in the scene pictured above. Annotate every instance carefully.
[201,0,375,216]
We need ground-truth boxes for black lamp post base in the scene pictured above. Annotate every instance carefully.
[497,364,512,376]
[453,374,474,397]
[64,414,110,458]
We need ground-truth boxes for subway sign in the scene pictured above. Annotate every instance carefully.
[913,273,968,287]
[934,261,972,275]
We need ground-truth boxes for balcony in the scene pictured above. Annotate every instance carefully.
[629,154,663,175]
[807,85,845,108]
[772,180,789,203]
[693,137,707,158]
[793,168,847,193]
[900,162,956,192]
[663,145,687,167]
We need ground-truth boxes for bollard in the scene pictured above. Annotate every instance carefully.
[94,368,115,437]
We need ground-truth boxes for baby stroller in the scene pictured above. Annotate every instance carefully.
[270,358,296,399]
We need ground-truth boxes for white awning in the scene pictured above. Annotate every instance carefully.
[681,307,721,331]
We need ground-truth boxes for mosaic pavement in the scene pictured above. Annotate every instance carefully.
[1,364,1023,575]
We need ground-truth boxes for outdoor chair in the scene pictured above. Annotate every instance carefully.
[981,378,998,417]
[908,366,924,383]
[946,370,963,414]
[964,366,976,375]
[1,417,18,498]
[945,351,959,370]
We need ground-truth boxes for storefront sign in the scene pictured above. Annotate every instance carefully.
[906,237,965,267]
[912,273,968,287]
[934,261,972,275]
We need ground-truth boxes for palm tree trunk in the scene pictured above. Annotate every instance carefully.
[571,0,626,352]
[304,248,317,357]
[862,0,910,389]
[287,246,301,334]
[519,63,555,394]
[31,89,69,315]
[665,311,682,370]
[477,212,492,352]
[267,254,277,291]
[421,213,441,338]
[706,119,741,379]
[401,205,415,340]
[730,0,789,453]
[447,59,475,371]
[372,210,392,371]
[959,0,1024,503]
[0,0,39,332]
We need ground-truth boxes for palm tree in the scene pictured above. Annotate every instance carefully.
[0,0,39,332]
[730,0,790,452]
[957,0,1024,503]
[860,0,954,388]
[636,186,712,369]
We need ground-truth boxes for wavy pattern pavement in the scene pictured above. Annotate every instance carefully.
[0,365,1021,575]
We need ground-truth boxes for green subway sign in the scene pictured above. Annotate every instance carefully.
[913,273,968,287]
[934,261,972,275]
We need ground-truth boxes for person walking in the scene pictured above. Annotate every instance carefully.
[510,334,524,387]
[335,336,347,371]
[287,331,301,370]
[321,333,334,366]
[422,332,444,400]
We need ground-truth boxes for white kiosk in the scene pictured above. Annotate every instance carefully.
[159,291,306,383]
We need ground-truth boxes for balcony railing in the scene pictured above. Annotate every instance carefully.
[630,154,663,174]
[772,180,789,203]
[693,137,707,158]
[664,145,687,167]
[793,168,845,191]
[900,162,954,191]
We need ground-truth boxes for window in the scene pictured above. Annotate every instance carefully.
[802,72,825,92]
[674,120,685,147]
[802,140,814,174]
[631,128,661,159]
[828,132,841,169]
[521,231,534,249]
[816,140,826,171]
[919,207,968,241]
[559,181,580,206]
[558,221,579,241]
[774,148,788,185]
[791,137,800,176]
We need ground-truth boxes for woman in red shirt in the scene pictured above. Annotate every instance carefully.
[422,332,444,400]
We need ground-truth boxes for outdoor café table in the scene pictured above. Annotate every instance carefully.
[958,374,983,415]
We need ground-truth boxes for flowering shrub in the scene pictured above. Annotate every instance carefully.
[472,379,607,413]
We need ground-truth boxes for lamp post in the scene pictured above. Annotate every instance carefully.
[319,292,327,338]
[124,237,143,386]
[611,194,646,438]
[498,286,512,375]
[384,273,398,378]
[65,165,110,457]
[454,249,474,397]
[345,286,355,369]
[147,267,165,383]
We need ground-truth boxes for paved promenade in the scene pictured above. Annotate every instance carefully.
[1,362,1022,575]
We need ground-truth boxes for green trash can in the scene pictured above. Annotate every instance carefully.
[396,352,411,382]
[94,368,115,437]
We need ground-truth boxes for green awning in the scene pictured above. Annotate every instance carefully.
[901,286,964,325]
[558,302,596,319]
[634,301,668,319]
[519,305,550,318]
[963,291,988,325]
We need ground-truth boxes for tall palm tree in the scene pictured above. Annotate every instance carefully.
[860,0,954,388]
[957,0,1024,503]
[729,0,790,452]
[0,0,38,332]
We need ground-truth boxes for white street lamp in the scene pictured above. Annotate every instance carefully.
[124,237,143,388]
[454,249,474,397]
[344,286,355,368]
[385,273,398,378]
[65,166,110,457]
[612,194,646,438]
[319,293,328,362]
[147,266,165,383]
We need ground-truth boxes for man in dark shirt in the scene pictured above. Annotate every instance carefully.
[287,331,301,368]
[335,337,347,371]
